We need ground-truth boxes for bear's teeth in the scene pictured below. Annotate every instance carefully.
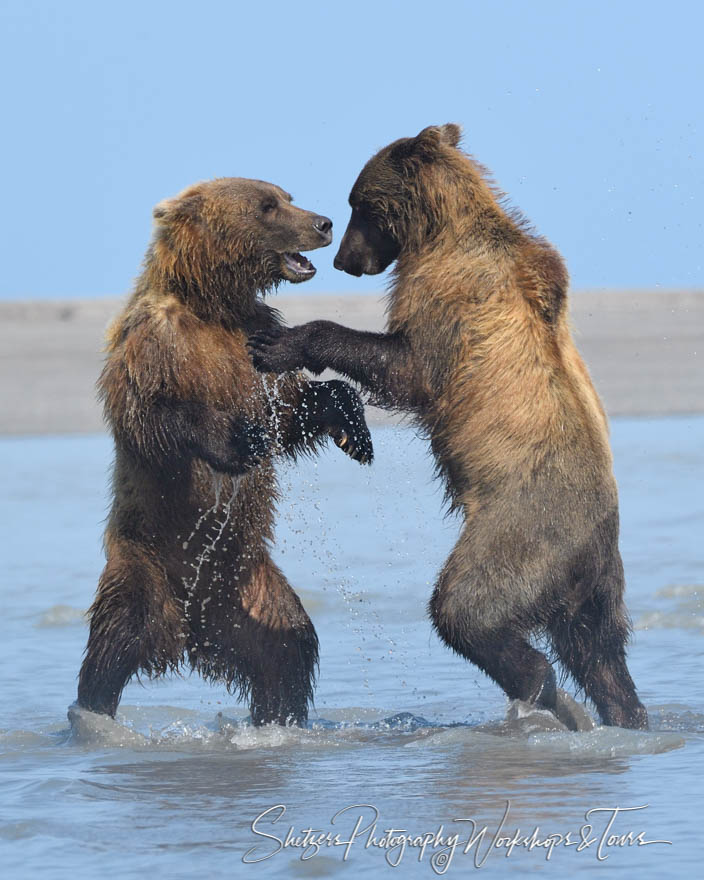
[284,252,314,273]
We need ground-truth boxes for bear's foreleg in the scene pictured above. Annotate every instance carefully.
[77,544,184,716]
[250,322,425,411]
[275,378,374,465]
[111,395,270,476]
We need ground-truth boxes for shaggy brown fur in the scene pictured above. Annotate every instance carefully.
[77,177,373,725]
[250,127,648,730]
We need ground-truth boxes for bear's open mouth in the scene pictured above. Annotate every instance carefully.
[282,252,316,278]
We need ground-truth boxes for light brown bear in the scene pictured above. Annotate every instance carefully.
[250,126,648,730]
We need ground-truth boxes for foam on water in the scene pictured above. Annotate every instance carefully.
[405,725,685,757]
[648,704,704,733]
[67,704,152,749]
[0,729,60,751]
[35,604,86,627]
[636,583,704,632]
[524,728,685,756]
[64,701,687,758]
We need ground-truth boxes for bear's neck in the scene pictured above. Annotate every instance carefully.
[399,164,522,265]
[142,255,266,328]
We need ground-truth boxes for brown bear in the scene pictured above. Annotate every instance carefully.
[76,177,373,726]
[250,126,648,730]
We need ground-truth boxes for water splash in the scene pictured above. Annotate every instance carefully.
[261,372,291,452]
[181,470,241,623]
[64,703,688,757]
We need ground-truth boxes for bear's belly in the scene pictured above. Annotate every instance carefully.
[164,463,275,600]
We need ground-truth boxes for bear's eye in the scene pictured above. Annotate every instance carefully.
[260,200,277,215]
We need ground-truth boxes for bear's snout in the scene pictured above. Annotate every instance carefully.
[313,215,333,245]
[333,250,362,276]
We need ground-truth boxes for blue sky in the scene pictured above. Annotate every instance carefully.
[1,0,701,298]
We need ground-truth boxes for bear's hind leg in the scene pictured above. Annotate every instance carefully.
[434,614,556,707]
[243,560,318,726]
[77,544,184,716]
[429,538,556,712]
[549,589,648,730]
[191,557,318,727]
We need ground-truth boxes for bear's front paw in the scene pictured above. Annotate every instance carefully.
[330,425,374,465]
[249,327,308,374]
[324,381,374,465]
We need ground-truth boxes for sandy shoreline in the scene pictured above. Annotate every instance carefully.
[0,290,702,435]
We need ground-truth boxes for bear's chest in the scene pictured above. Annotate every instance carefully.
[182,324,262,410]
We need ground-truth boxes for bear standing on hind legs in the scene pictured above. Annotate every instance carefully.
[76,177,373,726]
[250,125,648,731]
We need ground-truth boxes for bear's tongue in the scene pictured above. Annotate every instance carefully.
[283,252,315,275]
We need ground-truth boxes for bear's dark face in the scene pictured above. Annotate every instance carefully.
[153,178,332,287]
[334,124,462,276]
[333,203,400,277]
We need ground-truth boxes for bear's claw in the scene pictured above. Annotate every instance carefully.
[248,327,297,374]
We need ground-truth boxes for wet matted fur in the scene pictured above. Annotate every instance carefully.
[77,178,373,725]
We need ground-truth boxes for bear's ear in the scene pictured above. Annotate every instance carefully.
[438,123,462,147]
[396,124,463,166]
[153,198,175,221]
[153,193,203,225]
[414,123,462,152]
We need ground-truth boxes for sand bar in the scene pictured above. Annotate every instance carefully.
[0,290,702,435]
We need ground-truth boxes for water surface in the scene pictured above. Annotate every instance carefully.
[1,419,703,877]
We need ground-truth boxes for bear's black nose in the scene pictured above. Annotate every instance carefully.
[313,216,333,237]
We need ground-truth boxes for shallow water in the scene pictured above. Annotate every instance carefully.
[1,419,703,878]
